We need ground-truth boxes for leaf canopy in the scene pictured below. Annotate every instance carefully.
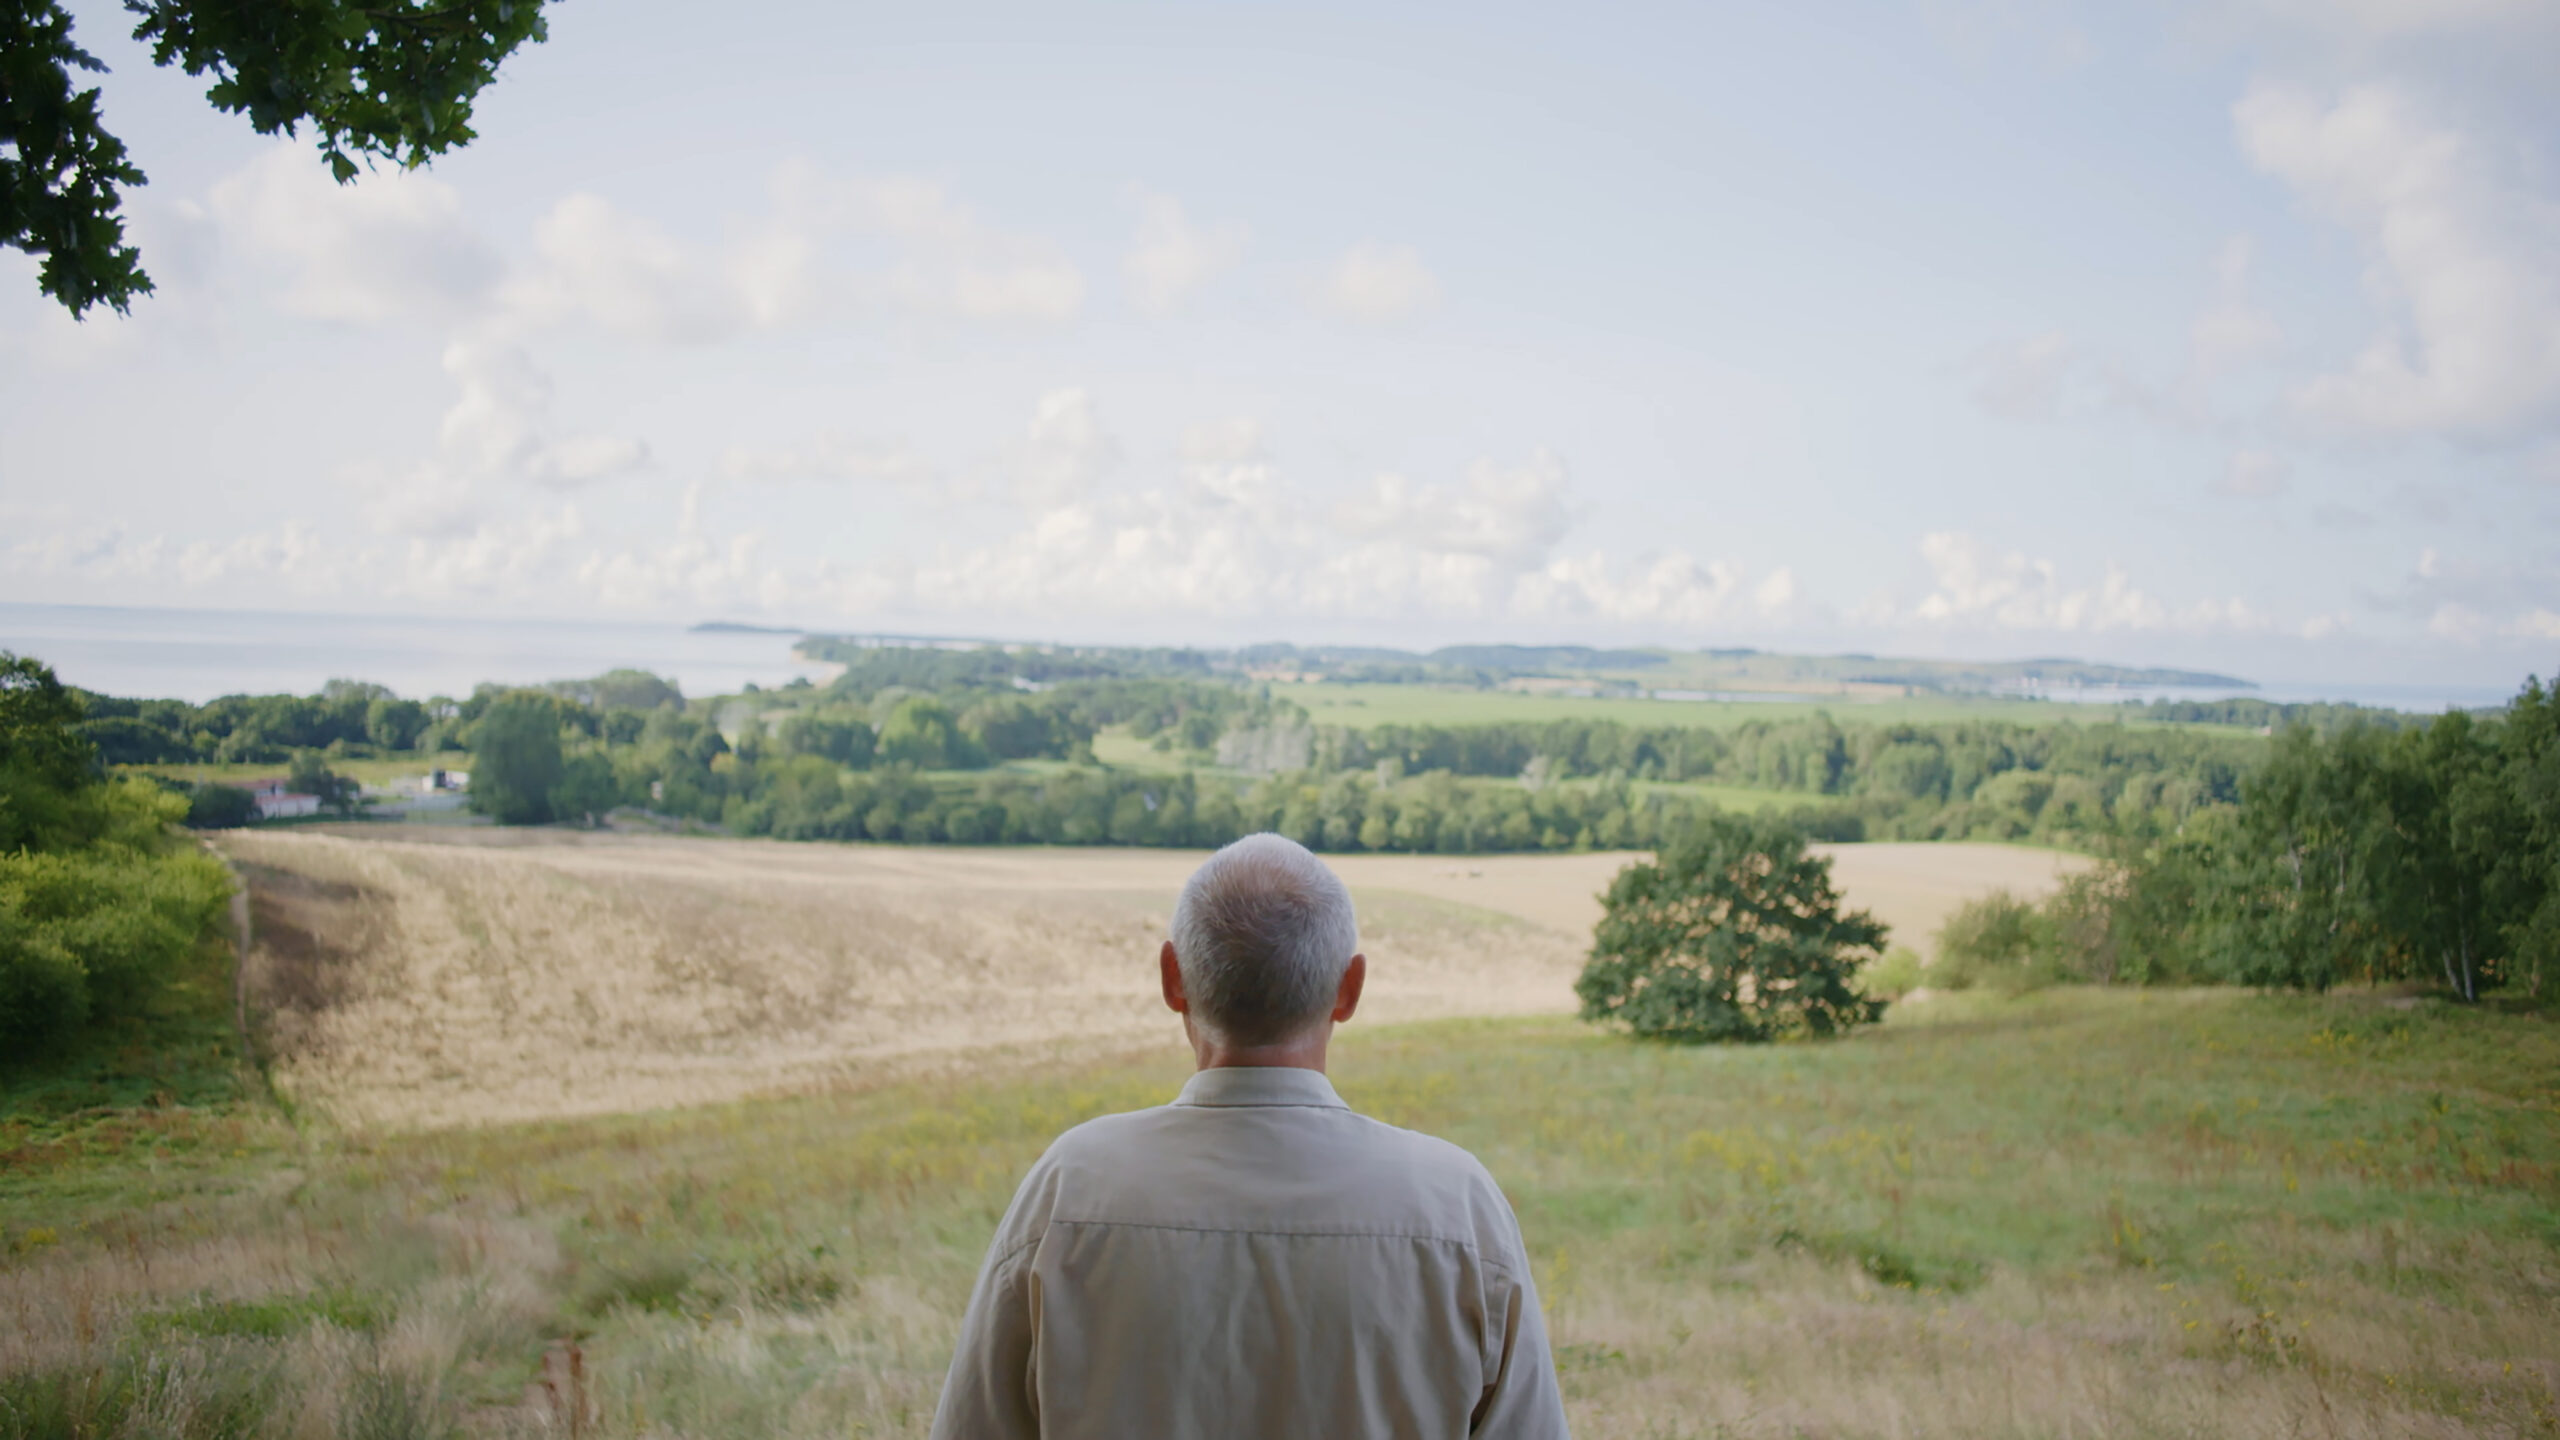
[1577,813,1887,1043]
[3,0,549,315]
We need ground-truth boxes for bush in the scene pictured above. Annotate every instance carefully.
[1576,814,1888,1043]
[1863,944,1926,1000]
[184,783,259,829]
[0,792,230,1050]
[0,657,234,1051]
[1932,889,2046,993]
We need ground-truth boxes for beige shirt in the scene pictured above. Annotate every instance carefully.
[929,1066,1569,1440]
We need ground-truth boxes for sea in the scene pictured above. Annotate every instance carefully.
[0,601,2526,712]
[0,603,837,704]
[1977,680,2521,712]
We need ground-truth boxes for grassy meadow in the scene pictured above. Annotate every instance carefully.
[1268,681,2225,734]
[7,981,2557,1438]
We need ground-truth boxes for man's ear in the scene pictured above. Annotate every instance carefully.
[1332,953,1366,1024]
[1160,940,1188,1015]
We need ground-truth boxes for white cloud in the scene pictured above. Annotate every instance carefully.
[207,145,503,324]
[169,522,336,590]
[793,169,1086,325]
[2357,544,2560,638]
[505,193,753,343]
[877,443,1773,632]
[393,508,587,602]
[2507,607,2560,639]
[533,435,654,490]
[1334,453,1573,568]
[2428,601,2490,642]
[438,341,649,493]
[1903,532,2265,633]
[2235,81,2560,444]
[2216,448,2292,497]
[1123,189,1246,314]
[497,165,1086,343]
[718,434,940,490]
[1012,387,1121,504]
[1515,552,1746,626]
[0,496,793,617]
[575,483,785,612]
[366,342,650,536]
[1322,242,1440,322]
[1179,417,1268,467]
[4,525,169,584]
[5,520,355,600]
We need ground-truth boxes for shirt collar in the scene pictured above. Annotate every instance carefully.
[1172,1066,1350,1110]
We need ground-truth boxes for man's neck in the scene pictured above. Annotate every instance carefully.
[1187,1021,1330,1073]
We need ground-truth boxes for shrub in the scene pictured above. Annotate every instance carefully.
[185,783,259,829]
[1864,944,1926,1000]
[0,828,230,1049]
[1932,889,2045,992]
[1576,814,1888,1043]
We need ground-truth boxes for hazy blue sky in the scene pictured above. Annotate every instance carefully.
[4,0,2556,686]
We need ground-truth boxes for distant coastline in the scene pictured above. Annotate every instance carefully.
[0,602,2523,713]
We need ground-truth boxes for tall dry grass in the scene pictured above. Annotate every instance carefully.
[220,830,1584,1131]
[7,988,2557,1438]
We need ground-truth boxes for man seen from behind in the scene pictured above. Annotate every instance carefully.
[929,833,1569,1439]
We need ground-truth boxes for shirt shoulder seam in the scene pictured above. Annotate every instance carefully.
[1047,1216,1489,1247]
[1167,1101,1351,1111]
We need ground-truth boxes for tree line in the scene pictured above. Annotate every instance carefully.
[442,687,2269,856]
[458,686,1743,849]
[1207,712,2259,845]
[1920,676,2558,1002]
[89,663,2274,851]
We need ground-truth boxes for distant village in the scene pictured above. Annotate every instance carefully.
[237,767,470,821]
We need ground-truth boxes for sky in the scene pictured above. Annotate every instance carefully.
[3,0,2557,689]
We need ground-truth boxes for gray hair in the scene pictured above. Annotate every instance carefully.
[1170,833,1361,1045]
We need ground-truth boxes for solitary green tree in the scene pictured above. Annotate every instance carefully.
[1577,814,1887,1043]
[4,0,550,317]
[466,691,562,825]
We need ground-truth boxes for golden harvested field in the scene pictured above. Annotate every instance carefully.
[219,830,2085,1132]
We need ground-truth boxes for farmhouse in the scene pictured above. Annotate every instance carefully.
[240,777,321,820]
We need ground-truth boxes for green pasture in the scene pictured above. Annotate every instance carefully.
[6,983,2554,1438]
[1270,682,2211,733]
[1083,727,1200,774]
